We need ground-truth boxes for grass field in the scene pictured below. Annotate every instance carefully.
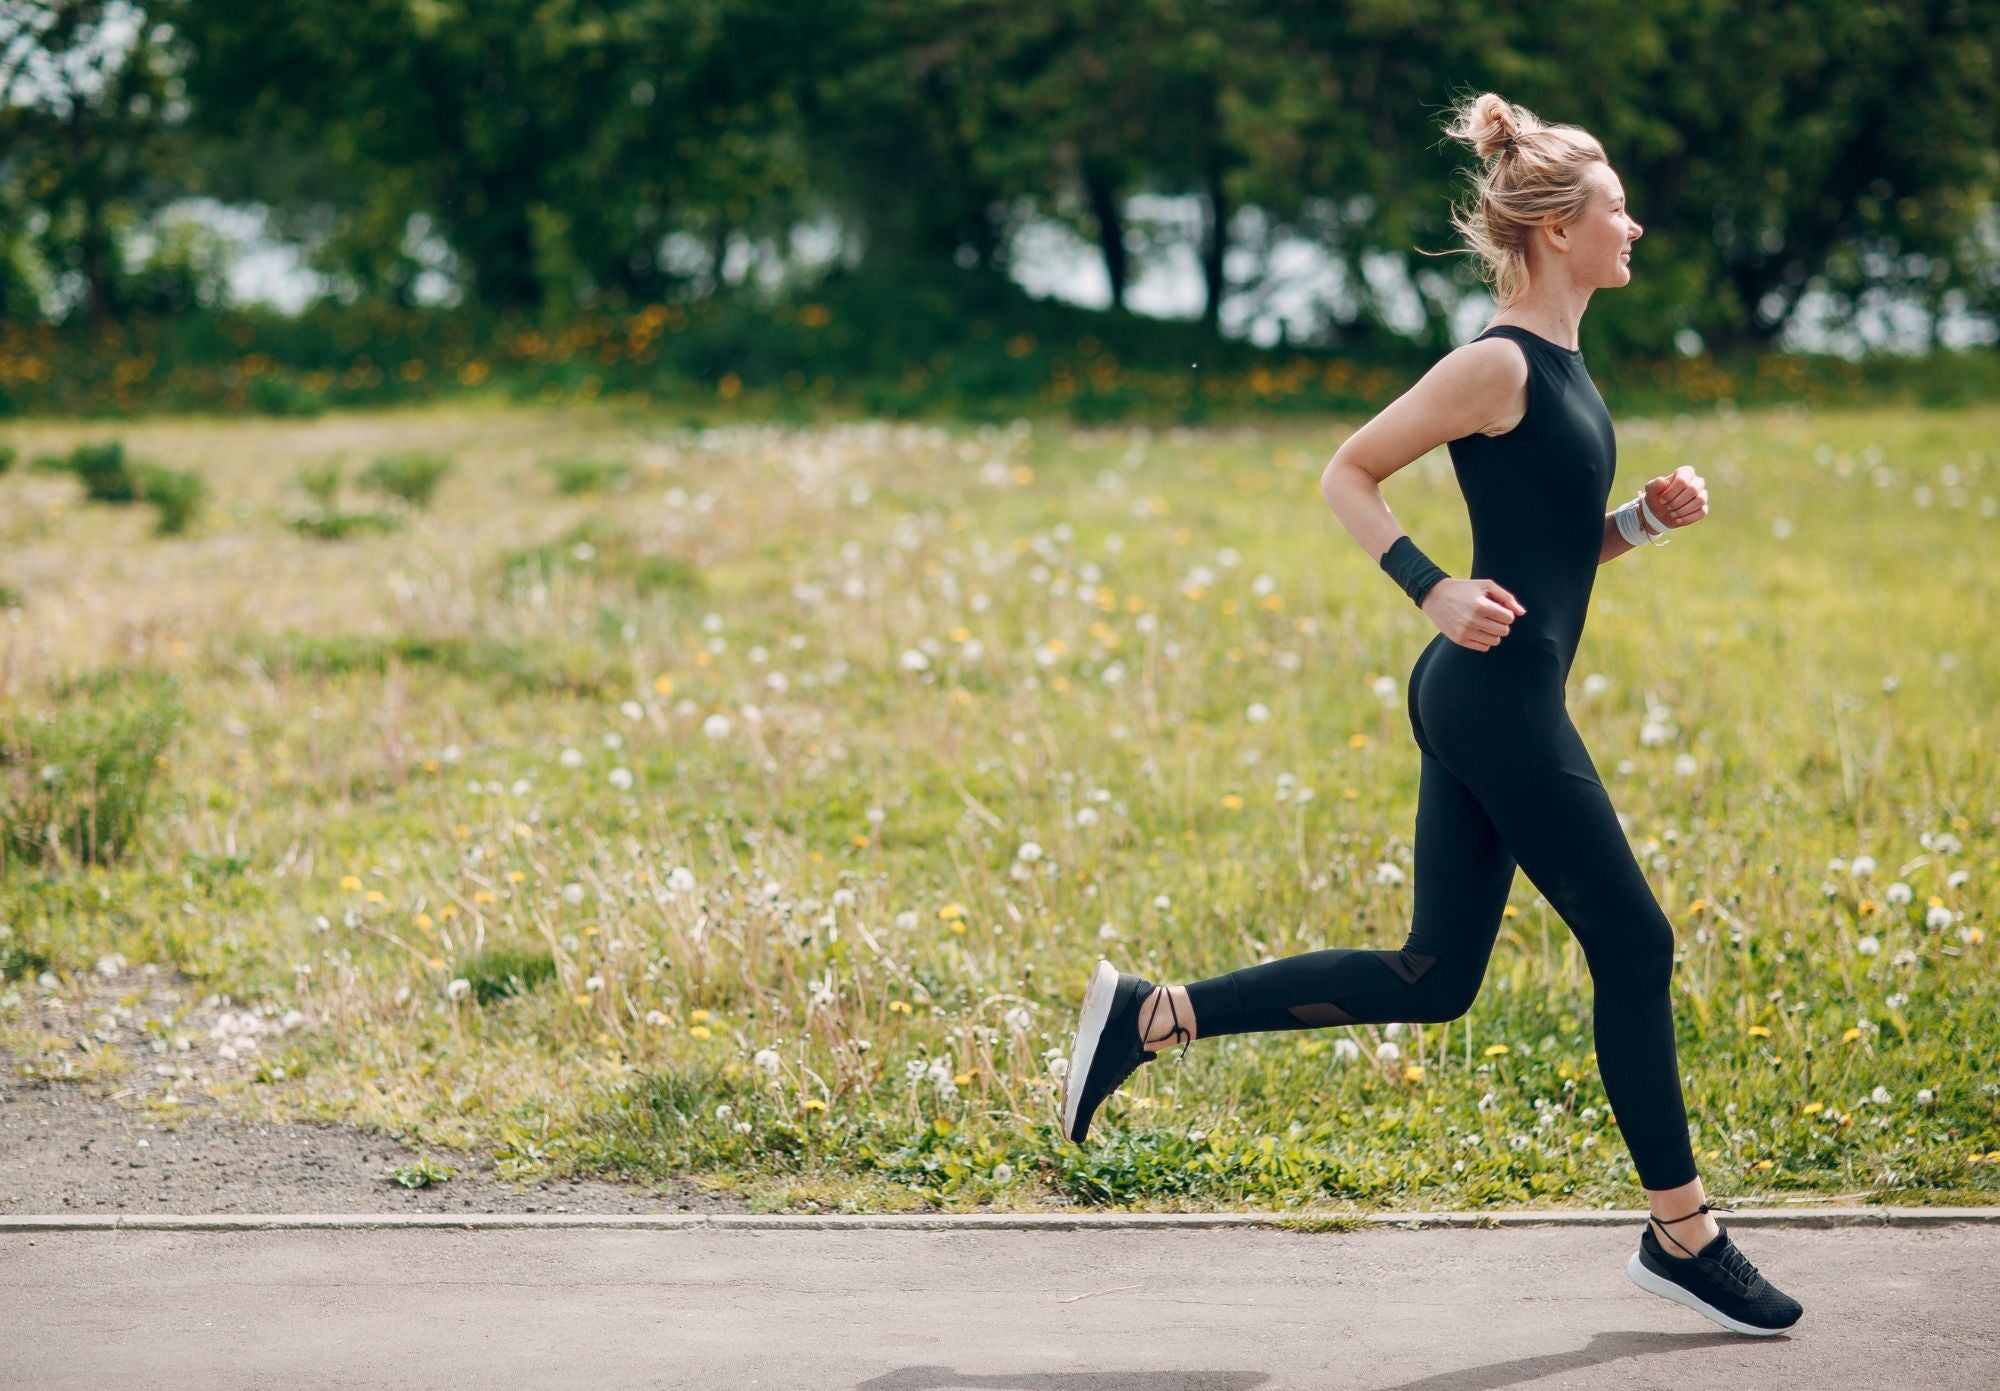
[1,400,1995,1214]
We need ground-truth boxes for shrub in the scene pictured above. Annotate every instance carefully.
[500,518,702,600]
[56,441,139,502]
[294,461,343,507]
[0,668,186,873]
[358,451,451,508]
[247,375,326,418]
[133,462,208,535]
[0,939,53,981]
[537,455,631,496]
[31,441,206,535]
[459,945,558,1005]
[288,509,404,541]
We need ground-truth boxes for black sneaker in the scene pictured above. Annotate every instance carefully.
[1059,960,1185,1144]
[1626,1204,1804,1336]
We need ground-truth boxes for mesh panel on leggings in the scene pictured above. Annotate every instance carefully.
[1283,949,1440,1027]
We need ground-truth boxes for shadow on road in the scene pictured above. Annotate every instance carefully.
[855,1328,1782,1391]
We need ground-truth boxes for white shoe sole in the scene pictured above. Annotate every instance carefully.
[1626,1252,1792,1336]
[1060,960,1120,1142]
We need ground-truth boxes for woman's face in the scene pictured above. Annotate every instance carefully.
[1568,163,1643,287]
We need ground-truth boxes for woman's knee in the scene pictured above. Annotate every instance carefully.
[1403,952,1483,1022]
[1589,916,1677,996]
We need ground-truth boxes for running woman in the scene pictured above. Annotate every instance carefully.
[1060,91,1803,1337]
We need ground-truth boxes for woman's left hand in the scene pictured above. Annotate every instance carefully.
[1642,465,1708,533]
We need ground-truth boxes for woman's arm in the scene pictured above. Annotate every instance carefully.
[1319,338,1527,562]
[1597,505,1663,564]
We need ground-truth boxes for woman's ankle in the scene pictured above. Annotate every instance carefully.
[1138,985,1197,1049]
[1646,1177,1720,1258]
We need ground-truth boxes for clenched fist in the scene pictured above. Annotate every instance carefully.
[1422,577,1527,652]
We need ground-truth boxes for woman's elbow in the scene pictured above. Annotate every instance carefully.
[1320,453,1357,505]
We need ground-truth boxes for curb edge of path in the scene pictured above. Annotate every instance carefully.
[4,1206,1999,1234]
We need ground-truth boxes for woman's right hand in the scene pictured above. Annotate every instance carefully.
[1421,578,1526,651]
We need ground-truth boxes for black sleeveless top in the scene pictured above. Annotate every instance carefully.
[1444,324,1618,674]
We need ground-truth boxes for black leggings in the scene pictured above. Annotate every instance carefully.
[1182,634,1698,1191]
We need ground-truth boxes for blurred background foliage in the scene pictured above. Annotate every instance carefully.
[2,0,1998,418]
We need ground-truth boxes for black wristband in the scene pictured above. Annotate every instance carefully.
[1379,535,1449,608]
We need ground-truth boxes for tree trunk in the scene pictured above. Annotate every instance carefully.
[1201,149,1228,339]
[1083,162,1127,308]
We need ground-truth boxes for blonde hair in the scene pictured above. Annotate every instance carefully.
[1431,92,1607,307]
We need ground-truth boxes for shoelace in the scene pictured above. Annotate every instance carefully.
[1143,984,1194,1063]
[1652,1201,1754,1291]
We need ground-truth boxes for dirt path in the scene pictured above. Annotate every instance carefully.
[0,962,748,1215]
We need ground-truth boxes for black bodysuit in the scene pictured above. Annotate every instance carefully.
[1182,324,1697,1192]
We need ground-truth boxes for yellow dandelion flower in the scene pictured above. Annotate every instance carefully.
[415,913,434,932]
[1842,1026,1862,1043]
[340,875,362,892]
[802,1098,827,1111]
[1402,1064,1425,1083]
[513,822,534,840]
[1484,1044,1510,1057]
[1755,1158,1775,1170]
[953,1073,972,1086]
[950,920,967,935]
[890,1001,912,1014]
[689,1009,710,1023]
[1502,905,1518,918]
[1688,898,1709,914]
[421,758,440,773]
[1011,465,1034,485]
[429,957,445,969]
[689,1025,712,1039]
[1124,593,1145,613]
[574,994,593,1005]
[1747,1025,1772,1037]
[1220,599,1238,615]
[1043,637,1066,655]
[1859,900,1877,915]
[850,833,870,848]
[1348,733,1369,748]
[1928,895,1945,908]
[1171,527,1192,545]
[439,904,459,921]
[939,904,965,921]
[949,627,971,642]
[1342,788,1359,799]
[365,890,386,904]
[473,890,496,904]
[1802,1102,1825,1115]
[1221,793,1244,810]
[452,825,470,840]
[507,870,525,883]
[653,673,675,695]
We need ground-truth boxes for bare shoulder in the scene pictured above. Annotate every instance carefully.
[1334,339,1529,483]
[1439,337,1530,437]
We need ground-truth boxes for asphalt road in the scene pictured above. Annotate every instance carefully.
[4,1222,1994,1389]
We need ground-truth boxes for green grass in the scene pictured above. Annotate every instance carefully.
[0,399,1995,1214]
